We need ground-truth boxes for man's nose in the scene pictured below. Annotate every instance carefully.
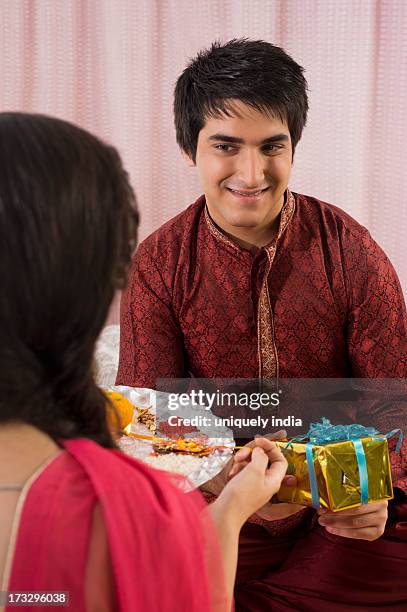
[235,149,267,188]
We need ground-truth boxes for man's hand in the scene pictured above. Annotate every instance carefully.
[317,500,388,541]
[201,430,288,497]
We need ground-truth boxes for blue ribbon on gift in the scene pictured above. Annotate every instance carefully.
[284,418,403,509]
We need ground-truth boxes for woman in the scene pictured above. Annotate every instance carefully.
[0,113,290,611]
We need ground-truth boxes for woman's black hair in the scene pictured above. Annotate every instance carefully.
[174,38,309,162]
[0,112,139,448]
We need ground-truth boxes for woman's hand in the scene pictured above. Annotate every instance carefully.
[217,438,293,528]
[201,430,288,497]
[228,437,302,521]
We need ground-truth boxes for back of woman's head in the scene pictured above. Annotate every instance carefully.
[0,112,138,446]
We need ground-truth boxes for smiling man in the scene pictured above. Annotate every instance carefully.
[192,106,292,251]
[117,40,407,610]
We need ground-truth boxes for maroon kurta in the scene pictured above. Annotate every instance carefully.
[117,190,407,609]
[117,191,406,384]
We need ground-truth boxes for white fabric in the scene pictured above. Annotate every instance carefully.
[94,325,120,387]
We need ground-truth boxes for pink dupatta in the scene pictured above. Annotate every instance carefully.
[5,439,225,611]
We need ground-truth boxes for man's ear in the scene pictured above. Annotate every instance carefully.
[181,150,196,167]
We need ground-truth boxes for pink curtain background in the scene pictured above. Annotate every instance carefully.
[1,0,406,323]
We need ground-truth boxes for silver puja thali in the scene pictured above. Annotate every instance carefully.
[108,386,235,492]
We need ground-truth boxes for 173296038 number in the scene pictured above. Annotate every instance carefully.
[3,591,69,606]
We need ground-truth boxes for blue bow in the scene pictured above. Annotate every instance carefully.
[306,417,378,444]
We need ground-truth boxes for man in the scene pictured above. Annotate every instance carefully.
[117,39,407,610]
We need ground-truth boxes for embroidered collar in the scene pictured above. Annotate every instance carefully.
[204,189,296,254]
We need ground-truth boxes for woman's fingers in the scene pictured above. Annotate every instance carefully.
[228,446,252,478]
[265,463,289,491]
[228,460,249,478]
[230,462,296,487]
[233,446,252,462]
[254,438,288,469]
[262,442,289,488]
[247,446,270,471]
[254,438,292,484]
[231,440,291,484]
[229,437,294,496]
[247,444,288,496]
[254,437,284,454]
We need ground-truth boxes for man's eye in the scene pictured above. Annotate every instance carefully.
[214,144,235,152]
[262,144,280,153]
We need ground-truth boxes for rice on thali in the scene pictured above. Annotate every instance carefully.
[141,452,204,475]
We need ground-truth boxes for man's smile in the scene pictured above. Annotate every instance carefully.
[226,187,270,199]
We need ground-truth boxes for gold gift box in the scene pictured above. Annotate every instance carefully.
[276,437,393,512]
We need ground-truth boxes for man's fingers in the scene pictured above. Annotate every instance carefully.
[318,512,385,529]
[324,526,385,541]
[243,430,287,451]
[318,500,388,540]
[259,430,287,441]
[282,475,297,487]
[318,500,388,518]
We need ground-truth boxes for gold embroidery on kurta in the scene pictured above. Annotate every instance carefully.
[204,205,241,252]
[204,190,296,381]
[258,250,277,379]
[257,191,296,380]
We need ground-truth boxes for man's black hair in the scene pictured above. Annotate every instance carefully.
[174,38,309,162]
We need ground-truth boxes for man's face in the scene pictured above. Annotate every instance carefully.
[192,101,293,236]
